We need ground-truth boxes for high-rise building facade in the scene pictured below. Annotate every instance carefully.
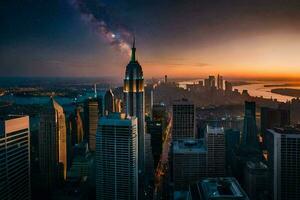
[123,39,145,195]
[172,139,207,191]
[261,107,290,138]
[205,126,226,177]
[0,115,31,200]
[266,128,300,200]
[84,98,99,152]
[244,161,268,200]
[147,119,163,169]
[69,107,84,145]
[96,113,138,200]
[172,99,195,140]
[104,89,115,114]
[242,101,259,148]
[39,98,67,192]
[225,129,240,168]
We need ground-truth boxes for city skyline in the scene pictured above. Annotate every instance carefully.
[1,2,300,199]
[1,0,300,79]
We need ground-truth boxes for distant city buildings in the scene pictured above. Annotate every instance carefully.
[96,113,138,200]
[145,85,154,116]
[225,81,233,93]
[39,98,67,193]
[217,74,223,90]
[172,99,195,140]
[0,115,31,200]
[204,75,216,88]
[266,128,300,200]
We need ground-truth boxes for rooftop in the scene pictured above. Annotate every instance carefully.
[173,98,194,105]
[0,114,27,121]
[268,127,300,137]
[206,126,224,134]
[173,139,207,154]
[246,161,268,170]
[189,177,249,200]
[99,112,137,126]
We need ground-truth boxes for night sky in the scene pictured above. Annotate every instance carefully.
[1,0,300,79]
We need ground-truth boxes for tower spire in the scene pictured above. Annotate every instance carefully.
[131,36,136,62]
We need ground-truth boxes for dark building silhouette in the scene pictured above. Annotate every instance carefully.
[225,129,240,169]
[231,101,262,185]
[84,98,99,152]
[104,89,115,115]
[69,107,84,145]
[39,98,67,193]
[147,119,163,169]
[242,101,259,148]
[244,161,269,200]
[260,107,290,139]
[172,99,195,140]
[225,81,233,94]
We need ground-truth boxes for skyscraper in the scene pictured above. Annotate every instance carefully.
[225,129,240,168]
[266,128,300,200]
[39,98,67,192]
[205,126,226,177]
[104,89,115,115]
[172,99,195,140]
[260,107,290,139]
[0,115,31,200]
[147,119,163,169]
[96,113,138,200]
[244,161,269,200]
[225,81,233,93]
[208,75,216,88]
[172,139,207,191]
[84,98,99,152]
[69,107,84,145]
[123,39,145,194]
[242,101,259,148]
[217,74,223,90]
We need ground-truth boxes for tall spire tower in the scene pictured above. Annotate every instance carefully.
[123,38,145,197]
